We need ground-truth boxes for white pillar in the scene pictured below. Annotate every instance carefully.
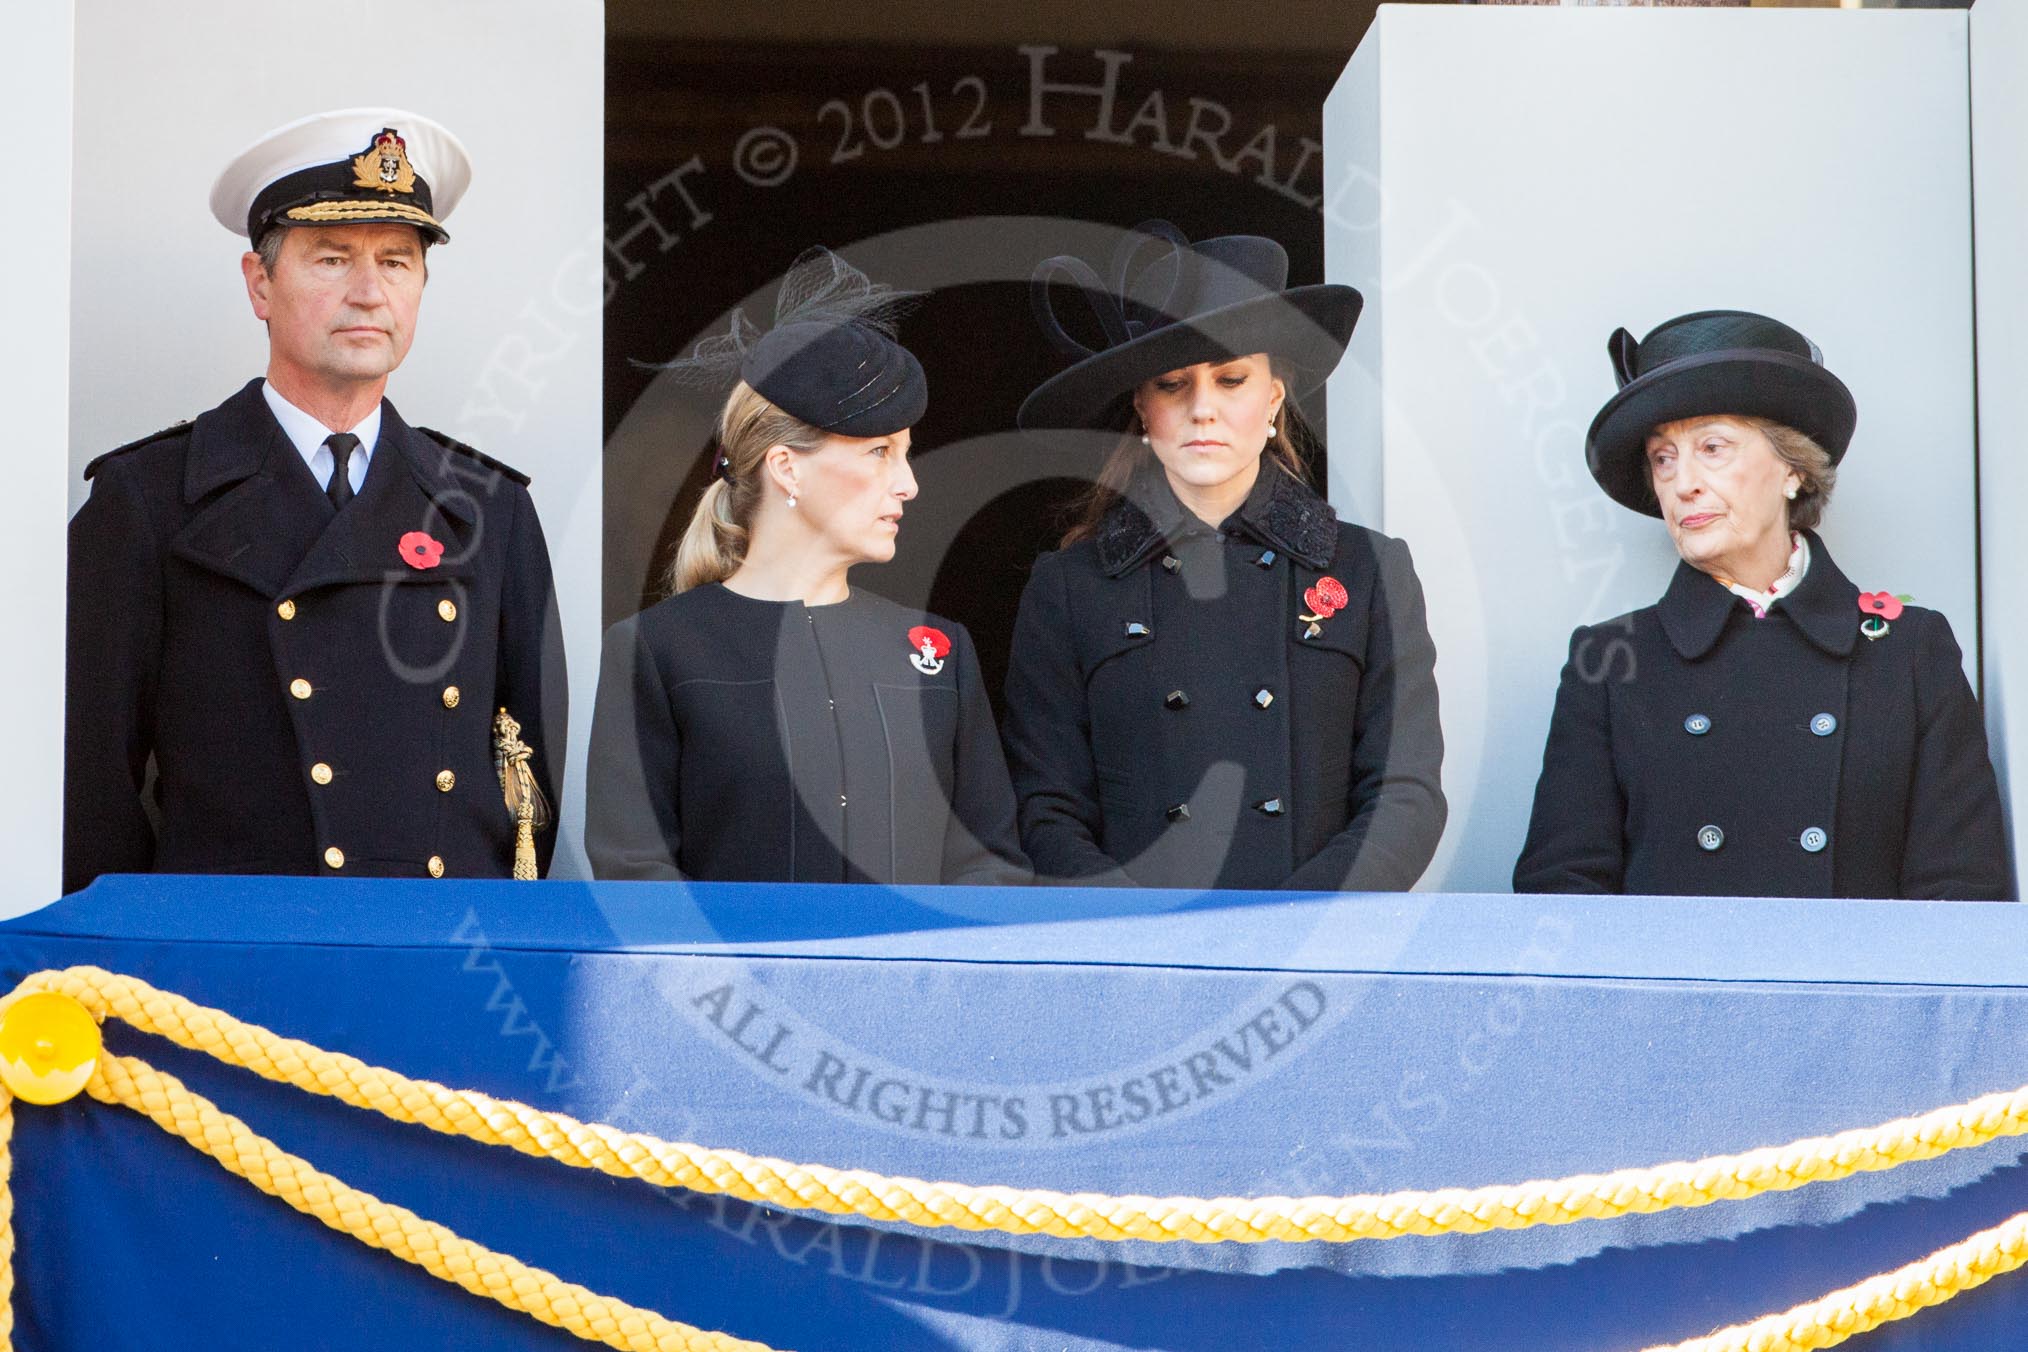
[0,0,73,913]
[1972,0,2027,896]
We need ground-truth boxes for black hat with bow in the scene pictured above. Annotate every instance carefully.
[1017,222,1363,431]
[1587,309,1857,516]
[656,247,927,444]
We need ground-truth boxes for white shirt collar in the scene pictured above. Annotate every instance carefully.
[261,381,382,493]
[1720,531,1810,620]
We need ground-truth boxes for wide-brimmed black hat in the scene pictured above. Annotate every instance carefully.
[1017,222,1362,431]
[1587,310,1856,516]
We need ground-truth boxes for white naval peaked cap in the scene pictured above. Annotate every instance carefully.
[209,107,472,244]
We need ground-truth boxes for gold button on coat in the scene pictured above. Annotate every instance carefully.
[435,770,456,792]
[276,599,297,621]
[437,599,458,622]
[310,762,333,785]
[442,685,461,709]
[290,678,313,700]
[427,856,445,878]
[323,847,345,869]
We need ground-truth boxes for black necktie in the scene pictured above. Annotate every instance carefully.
[325,432,361,511]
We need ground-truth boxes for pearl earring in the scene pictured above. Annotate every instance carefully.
[787,494,798,509]
[1140,435,1151,446]
[1785,486,1798,501]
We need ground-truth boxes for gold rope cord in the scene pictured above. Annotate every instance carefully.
[18,965,2028,1245]
[3,966,2027,1351]
[1639,1209,2028,1351]
[0,1060,773,1352]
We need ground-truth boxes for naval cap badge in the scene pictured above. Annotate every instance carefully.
[908,625,951,675]
[353,127,417,196]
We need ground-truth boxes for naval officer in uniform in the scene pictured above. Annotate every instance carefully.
[64,109,566,891]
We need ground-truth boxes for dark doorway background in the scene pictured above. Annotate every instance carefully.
[605,2,1401,708]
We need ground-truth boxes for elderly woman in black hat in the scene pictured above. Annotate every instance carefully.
[1002,224,1446,891]
[586,250,1028,884]
[1514,310,2009,899]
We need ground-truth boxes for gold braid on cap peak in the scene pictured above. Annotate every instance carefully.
[284,200,442,228]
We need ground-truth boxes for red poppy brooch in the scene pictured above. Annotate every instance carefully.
[399,531,445,570]
[1857,591,1908,642]
[908,625,951,675]
[1299,576,1349,639]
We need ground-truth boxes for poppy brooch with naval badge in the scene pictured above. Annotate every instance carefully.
[908,625,951,675]
[1858,591,1908,642]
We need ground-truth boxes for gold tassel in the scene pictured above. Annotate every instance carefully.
[493,707,550,881]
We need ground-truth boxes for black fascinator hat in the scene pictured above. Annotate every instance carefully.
[1586,310,1856,516]
[1017,221,1362,432]
[656,247,927,440]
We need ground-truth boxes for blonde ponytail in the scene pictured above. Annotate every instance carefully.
[664,381,831,594]
[669,478,746,593]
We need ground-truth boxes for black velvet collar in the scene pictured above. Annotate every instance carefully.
[1656,529,1860,661]
[1095,465,1338,578]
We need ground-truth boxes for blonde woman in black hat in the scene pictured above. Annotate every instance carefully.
[1003,223,1446,891]
[1514,311,2009,899]
[586,251,1028,885]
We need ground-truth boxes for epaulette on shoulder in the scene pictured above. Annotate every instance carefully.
[83,420,193,481]
[418,427,532,487]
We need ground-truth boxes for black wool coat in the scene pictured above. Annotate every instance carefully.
[1002,468,1447,891]
[64,379,567,891]
[586,584,1029,885]
[1514,533,2011,900]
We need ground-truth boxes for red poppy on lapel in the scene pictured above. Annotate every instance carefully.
[1857,592,1903,622]
[1303,576,1349,619]
[1299,575,1348,639]
[399,531,446,570]
[908,625,951,675]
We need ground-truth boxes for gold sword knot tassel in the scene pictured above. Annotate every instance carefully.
[493,707,551,881]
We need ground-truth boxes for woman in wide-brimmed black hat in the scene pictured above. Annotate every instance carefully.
[1514,310,2009,899]
[586,249,1028,885]
[1002,222,1447,891]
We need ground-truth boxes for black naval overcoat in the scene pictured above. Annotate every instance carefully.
[1514,533,2010,899]
[64,379,566,891]
[585,584,1029,884]
[1002,467,1447,891]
